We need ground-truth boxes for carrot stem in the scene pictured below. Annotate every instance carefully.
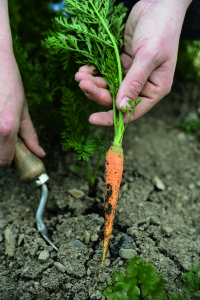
[88,0,124,134]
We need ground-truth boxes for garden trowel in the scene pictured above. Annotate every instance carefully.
[13,137,59,251]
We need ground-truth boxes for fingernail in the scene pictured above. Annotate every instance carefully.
[39,146,46,156]
[120,97,131,109]
[83,90,89,96]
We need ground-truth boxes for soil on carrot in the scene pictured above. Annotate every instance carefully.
[0,77,200,300]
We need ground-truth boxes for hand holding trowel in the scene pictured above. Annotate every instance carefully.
[13,137,59,252]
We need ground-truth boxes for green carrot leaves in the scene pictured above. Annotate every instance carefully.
[46,0,140,152]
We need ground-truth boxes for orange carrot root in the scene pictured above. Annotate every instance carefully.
[83,145,123,300]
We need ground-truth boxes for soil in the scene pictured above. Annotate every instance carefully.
[0,78,200,300]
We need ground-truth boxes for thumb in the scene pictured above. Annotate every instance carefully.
[18,104,46,158]
[116,54,156,120]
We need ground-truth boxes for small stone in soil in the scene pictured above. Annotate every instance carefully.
[104,258,111,267]
[112,257,121,265]
[153,176,165,190]
[84,230,90,244]
[72,240,87,248]
[38,250,50,262]
[150,216,161,225]
[162,226,173,236]
[188,183,195,190]
[68,188,85,199]
[119,248,137,260]
[196,181,200,187]
[54,262,66,273]
[4,227,16,257]
[18,234,24,246]
[111,234,136,258]
[91,234,99,242]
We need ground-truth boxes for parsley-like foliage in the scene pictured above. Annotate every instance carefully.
[45,0,133,147]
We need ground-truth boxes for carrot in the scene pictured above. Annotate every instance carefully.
[83,145,123,300]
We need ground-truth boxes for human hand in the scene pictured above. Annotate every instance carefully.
[75,0,192,126]
[0,49,45,168]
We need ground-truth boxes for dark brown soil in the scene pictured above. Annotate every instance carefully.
[0,78,200,300]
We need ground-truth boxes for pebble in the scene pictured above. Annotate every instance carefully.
[84,230,90,244]
[150,216,161,226]
[118,260,123,266]
[137,217,150,226]
[111,234,136,258]
[104,258,111,267]
[18,234,24,246]
[112,257,121,265]
[177,132,187,142]
[38,250,50,262]
[72,240,87,248]
[91,234,99,242]
[118,207,124,213]
[188,183,195,190]
[119,248,137,260]
[153,176,165,190]
[68,188,85,199]
[4,228,16,257]
[162,226,173,237]
[66,229,72,238]
[54,262,66,273]
[196,181,200,188]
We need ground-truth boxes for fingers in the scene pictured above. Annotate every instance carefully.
[89,110,114,127]
[75,66,113,108]
[0,105,45,168]
[116,51,173,121]
[75,71,108,89]
[78,65,99,75]
[79,79,113,108]
[117,52,157,109]
[19,103,46,158]
[0,113,19,168]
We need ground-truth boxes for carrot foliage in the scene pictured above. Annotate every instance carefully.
[45,0,140,149]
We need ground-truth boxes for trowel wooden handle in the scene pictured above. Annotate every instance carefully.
[13,137,46,183]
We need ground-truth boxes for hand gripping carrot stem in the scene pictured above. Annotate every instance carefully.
[83,145,123,300]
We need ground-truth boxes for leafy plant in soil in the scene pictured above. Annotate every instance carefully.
[169,263,200,300]
[103,256,200,300]
[177,118,200,134]
[103,255,166,300]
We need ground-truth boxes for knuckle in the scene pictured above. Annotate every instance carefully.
[0,116,18,138]
[164,84,172,96]
[160,81,172,98]
[128,80,143,96]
